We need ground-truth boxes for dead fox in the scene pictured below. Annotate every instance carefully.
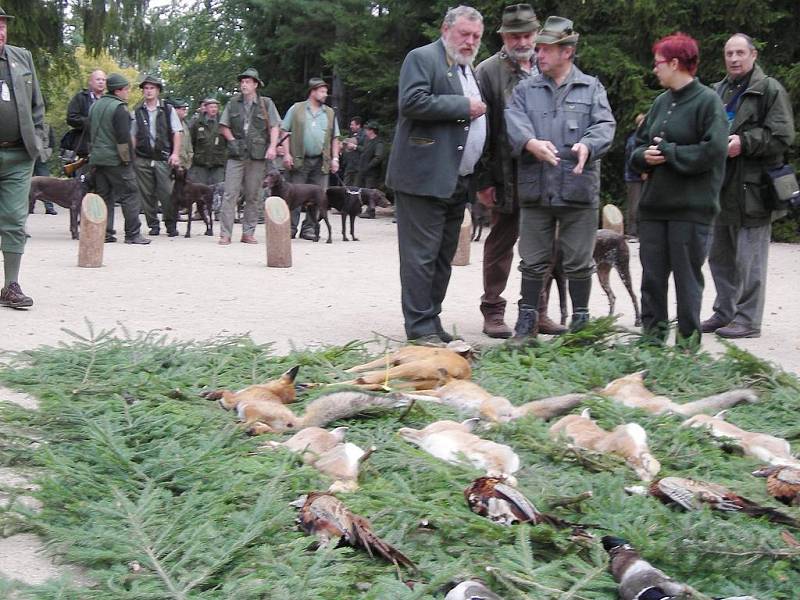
[245,391,410,435]
[398,418,520,483]
[683,412,800,467]
[262,426,368,492]
[202,365,300,425]
[403,379,586,423]
[599,371,757,417]
[341,342,472,390]
[549,409,661,481]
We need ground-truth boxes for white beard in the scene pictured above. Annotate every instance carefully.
[443,37,480,66]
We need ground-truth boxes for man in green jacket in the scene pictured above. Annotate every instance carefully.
[189,97,226,186]
[88,73,150,245]
[0,7,45,309]
[357,120,384,217]
[702,34,795,339]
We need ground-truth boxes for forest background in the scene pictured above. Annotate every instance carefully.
[7,0,800,239]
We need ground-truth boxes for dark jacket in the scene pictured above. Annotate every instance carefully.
[133,100,175,160]
[225,94,277,161]
[505,65,616,209]
[475,50,533,213]
[190,114,227,167]
[3,45,44,161]
[89,93,133,167]
[631,78,728,225]
[713,64,795,227]
[65,89,96,157]
[385,38,480,199]
[358,136,385,181]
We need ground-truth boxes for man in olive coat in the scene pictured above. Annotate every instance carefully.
[702,34,795,339]
[189,97,226,186]
[0,7,45,309]
[385,5,487,343]
[357,121,384,199]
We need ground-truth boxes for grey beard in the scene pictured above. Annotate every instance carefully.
[444,38,479,66]
[504,46,534,63]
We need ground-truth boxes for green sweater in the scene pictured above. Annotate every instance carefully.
[631,78,728,224]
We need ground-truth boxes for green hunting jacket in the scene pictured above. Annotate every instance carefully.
[713,65,795,227]
[3,45,44,160]
[190,114,227,167]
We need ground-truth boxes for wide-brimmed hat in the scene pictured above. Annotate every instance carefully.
[139,74,164,90]
[168,98,189,108]
[0,7,15,19]
[497,4,539,34]
[307,77,328,94]
[237,68,263,87]
[364,120,380,132]
[106,73,129,92]
[535,16,580,45]
[202,97,220,106]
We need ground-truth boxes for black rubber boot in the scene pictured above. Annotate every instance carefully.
[569,309,590,332]
[521,277,544,307]
[568,278,592,332]
[510,305,539,346]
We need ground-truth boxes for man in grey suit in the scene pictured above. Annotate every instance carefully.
[386,5,487,343]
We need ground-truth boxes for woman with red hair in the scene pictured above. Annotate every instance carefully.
[630,32,728,347]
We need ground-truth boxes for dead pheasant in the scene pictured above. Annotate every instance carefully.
[464,476,572,528]
[293,492,415,571]
[628,476,800,529]
[752,465,800,506]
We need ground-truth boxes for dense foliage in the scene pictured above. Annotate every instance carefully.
[1,323,799,598]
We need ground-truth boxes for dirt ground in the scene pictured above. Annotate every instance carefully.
[1,206,799,587]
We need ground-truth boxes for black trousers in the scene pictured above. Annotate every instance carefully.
[639,219,710,342]
[94,164,143,239]
[395,176,469,339]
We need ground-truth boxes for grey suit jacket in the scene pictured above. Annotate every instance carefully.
[385,38,480,199]
[5,45,45,160]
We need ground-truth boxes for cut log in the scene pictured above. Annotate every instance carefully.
[452,208,472,266]
[78,193,107,268]
[601,204,624,235]
[265,195,292,268]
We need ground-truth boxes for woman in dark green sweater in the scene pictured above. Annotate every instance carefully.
[630,33,728,345]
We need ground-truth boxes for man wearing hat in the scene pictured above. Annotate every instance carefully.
[218,68,280,245]
[131,74,183,237]
[281,77,341,240]
[189,97,227,187]
[356,120,384,217]
[89,73,150,246]
[475,3,561,338]
[169,98,194,170]
[505,16,615,342]
[385,5,487,343]
[0,7,46,309]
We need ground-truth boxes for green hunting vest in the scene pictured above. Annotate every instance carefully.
[226,94,274,160]
[288,101,335,174]
[190,114,227,167]
[89,94,127,167]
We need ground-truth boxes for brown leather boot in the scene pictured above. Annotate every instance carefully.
[482,312,512,339]
[538,313,568,335]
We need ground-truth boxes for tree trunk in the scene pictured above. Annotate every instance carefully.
[78,193,107,268]
[451,208,472,266]
[265,195,292,268]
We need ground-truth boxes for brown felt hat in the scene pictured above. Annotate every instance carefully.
[139,74,164,90]
[497,4,539,34]
[307,77,328,94]
[238,68,264,88]
[535,16,580,45]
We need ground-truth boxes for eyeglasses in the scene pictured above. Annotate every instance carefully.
[653,59,671,68]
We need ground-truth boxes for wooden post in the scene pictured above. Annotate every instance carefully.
[601,204,624,235]
[265,195,292,268]
[78,193,107,268]
[451,207,472,266]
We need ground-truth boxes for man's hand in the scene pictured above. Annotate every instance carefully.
[468,97,486,119]
[476,186,496,208]
[727,134,742,158]
[265,145,277,161]
[643,136,666,166]
[571,143,589,175]
[525,138,559,166]
[168,153,180,168]
[331,157,340,174]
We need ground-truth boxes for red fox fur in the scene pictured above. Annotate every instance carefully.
[549,409,661,481]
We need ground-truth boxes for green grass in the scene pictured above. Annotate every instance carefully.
[1,321,799,599]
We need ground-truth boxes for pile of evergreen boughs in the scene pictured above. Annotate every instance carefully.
[1,321,799,599]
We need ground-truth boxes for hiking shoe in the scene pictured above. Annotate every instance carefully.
[715,323,761,339]
[538,314,568,335]
[148,227,160,236]
[701,314,730,333]
[1,282,33,309]
[105,235,117,243]
[218,236,231,246]
[482,314,512,339]
[167,229,179,238]
[124,234,151,245]
[241,234,258,244]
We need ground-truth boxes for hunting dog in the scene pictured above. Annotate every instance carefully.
[171,167,213,237]
[326,186,390,241]
[28,174,90,240]
[264,169,332,243]
[543,228,641,327]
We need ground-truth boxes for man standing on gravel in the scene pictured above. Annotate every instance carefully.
[0,7,46,309]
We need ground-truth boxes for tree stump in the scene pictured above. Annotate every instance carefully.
[451,207,472,266]
[601,204,624,235]
[265,195,292,268]
[78,193,107,268]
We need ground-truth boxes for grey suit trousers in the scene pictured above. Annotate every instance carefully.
[708,222,770,329]
[395,176,469,339]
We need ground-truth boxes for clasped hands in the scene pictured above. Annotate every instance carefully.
[525,138,590,175]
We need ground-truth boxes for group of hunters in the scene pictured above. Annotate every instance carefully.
[0,5,795,355]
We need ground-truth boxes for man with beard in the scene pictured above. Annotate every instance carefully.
[385,5,487,343]
[475,4,566,339]
[505,16,615,342]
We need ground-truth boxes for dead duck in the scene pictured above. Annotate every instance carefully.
[752,464,800,506]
